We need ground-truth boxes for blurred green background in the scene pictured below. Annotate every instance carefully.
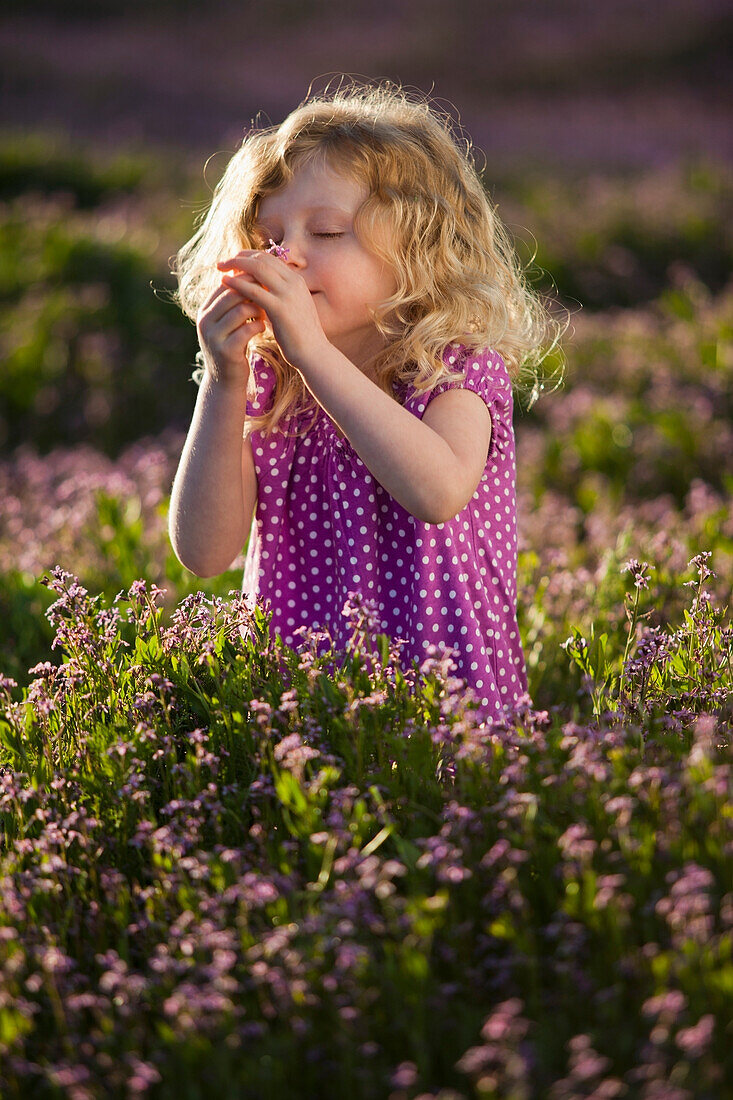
[0,0,731,454]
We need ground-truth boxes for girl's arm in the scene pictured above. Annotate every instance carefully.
[169,275,265,577]
[168,372,258,577]
[297,343,492,524]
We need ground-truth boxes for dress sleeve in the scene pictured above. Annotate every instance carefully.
[246,355,277,419]
[403,344,513,463]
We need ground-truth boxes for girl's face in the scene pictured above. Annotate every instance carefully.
[255,158,398,371]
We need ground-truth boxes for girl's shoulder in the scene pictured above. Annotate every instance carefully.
[400,343,512,413]
[443,342,510,383]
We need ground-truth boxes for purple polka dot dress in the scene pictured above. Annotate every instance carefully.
[243,342,528,719]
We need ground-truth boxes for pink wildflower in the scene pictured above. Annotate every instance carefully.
[265,239,290,260]
[622,559,651,589]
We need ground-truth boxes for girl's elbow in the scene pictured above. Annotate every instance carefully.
[432,478,481,524]
[423,492,467,525]
[169,538,222,579]
[186,562,221,580]
[181,551,229,579]
[427,509,460,526]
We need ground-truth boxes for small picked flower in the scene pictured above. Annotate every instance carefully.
[265,239,290,260]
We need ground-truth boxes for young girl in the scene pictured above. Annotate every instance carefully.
[169,80,561,721]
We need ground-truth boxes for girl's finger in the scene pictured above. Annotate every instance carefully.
[217,250,260,269]
[221,274,274,299]
[200,268,258,315]
[205,286,262,324]
[218,266,259,288]
[220,253,287,285]
[219,302,267,339]
[217,250,270,271]
[199,279,235,314]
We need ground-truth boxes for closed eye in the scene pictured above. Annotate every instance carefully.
[260,232,344,246]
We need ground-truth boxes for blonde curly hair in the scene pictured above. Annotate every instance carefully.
[173,78,566,437]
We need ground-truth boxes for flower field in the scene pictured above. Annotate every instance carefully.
[0,136,731,1097]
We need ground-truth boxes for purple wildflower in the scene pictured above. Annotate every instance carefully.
[265,239,291,260]
[389,1061,418,1089]
[623,625,671,676]
[688,551,715,584]
[342,590,381,635]
[655,862,716,946]
[622,559,651,589]
[674,1014,715,1057]
[642,990,688,1022]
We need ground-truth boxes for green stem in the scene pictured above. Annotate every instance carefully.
[620,587,641,702]
[687,577,703,694]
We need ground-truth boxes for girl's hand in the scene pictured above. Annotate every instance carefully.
[216,250,329,371]
[196,276,267,388]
